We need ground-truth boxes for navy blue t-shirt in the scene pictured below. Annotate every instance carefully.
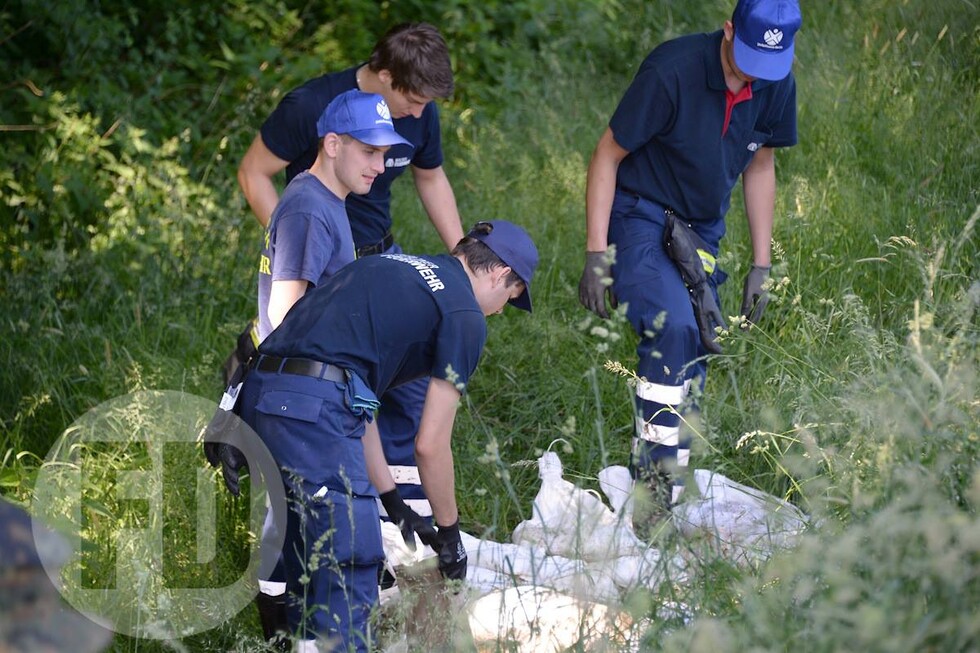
[611,31,797,231]
[260,254,486,397]
[260,65,444,249]
[256,172,356,341]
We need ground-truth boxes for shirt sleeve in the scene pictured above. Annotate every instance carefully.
[270,213,335,286]
[765,76,798,149]
[260,84,321,163]
[431,311,486,392]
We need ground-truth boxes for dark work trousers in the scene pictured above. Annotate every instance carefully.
[240,367,384,652]
[608,190,726,508]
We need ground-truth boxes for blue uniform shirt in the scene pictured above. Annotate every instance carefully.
[260,254,486,397]
[611,30,797,240]
[256,172,356,341]
[260,65,445,249]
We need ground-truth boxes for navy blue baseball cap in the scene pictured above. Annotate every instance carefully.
[732,0,802,81]
[316,89,413,148]
[468,220,539,312]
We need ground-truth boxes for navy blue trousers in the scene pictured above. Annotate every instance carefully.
[241,368,384,651]
[608,191,726,505]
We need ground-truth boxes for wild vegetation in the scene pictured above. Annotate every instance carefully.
[1,0,978,651]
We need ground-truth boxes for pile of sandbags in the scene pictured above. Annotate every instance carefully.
[380,451,809,653]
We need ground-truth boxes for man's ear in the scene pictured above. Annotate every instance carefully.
[377,69,393,87]
[493,265,513,287]
[322,133,342,157]
[723,19,734,41]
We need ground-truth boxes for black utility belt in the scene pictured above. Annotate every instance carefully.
[252,354,345,382]
[355,230,394,258]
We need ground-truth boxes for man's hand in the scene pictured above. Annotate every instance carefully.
[202,409,249,496]
[740,265,771,325]
[578,250,617,319]
[434,521,467,581]
[379,489,437,551]
[692,284,725,354]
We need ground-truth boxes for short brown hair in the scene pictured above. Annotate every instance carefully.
[368,22,454,99]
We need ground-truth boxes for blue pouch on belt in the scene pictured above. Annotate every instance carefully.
[345,370,380,421]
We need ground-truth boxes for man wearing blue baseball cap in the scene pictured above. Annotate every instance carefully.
[208,88,411,647]
[578,0,801,532]
[256,89,411,341]
[219,220,536,652]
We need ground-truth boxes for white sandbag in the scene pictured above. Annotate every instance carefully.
[598,464,634,517]
[467,585,640,653]
[512,452,644,562]
[673,469,808,563]
[462,532,620,602]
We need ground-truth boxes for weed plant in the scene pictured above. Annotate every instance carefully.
[1,0,978,651]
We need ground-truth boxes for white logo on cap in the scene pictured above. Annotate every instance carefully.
[764,29,783,46]
[377,101,392,121]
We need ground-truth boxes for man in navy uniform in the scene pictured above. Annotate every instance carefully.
[233,220,537,652]
[578,0,801,529]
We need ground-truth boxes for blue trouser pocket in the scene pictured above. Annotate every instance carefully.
[282,482,382,651]
[251,373,373,496]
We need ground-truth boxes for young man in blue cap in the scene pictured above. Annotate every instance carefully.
[229,220,537,652]
[244,88,410,646]
[578,0,802,531]
[257,89,411,341]
[232,23,463,601]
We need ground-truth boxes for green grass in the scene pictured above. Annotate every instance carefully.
[2,0,978,651]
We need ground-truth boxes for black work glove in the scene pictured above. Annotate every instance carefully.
[740,264,771,325]
[434,520,467,581]
[202,409,249,496]
[578,251,618,319]
[379,489,437,551]
[691,283,725,354]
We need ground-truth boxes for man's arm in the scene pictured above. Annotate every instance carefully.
[741,146,776,267]
[414,377,461,527]
[579,127,630,318]
[363,420,396,493]
[585,127,630,252]
[238,134,290,228]
[411,165,465,251]
[267,279,309,330]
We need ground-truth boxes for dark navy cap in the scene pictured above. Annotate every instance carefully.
[316,89,413,148]
[732,0,802,81]
[467,220,539,312]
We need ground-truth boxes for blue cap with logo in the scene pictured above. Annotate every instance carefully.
[467,220,539,312]
[732,0,802,81]
[316,89,413,148]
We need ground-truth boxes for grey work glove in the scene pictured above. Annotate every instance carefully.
[578,251,617,319]
[434,520,467,581]
[379,489,438,552]
[740,264,771,325]
[691,283,725,354]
